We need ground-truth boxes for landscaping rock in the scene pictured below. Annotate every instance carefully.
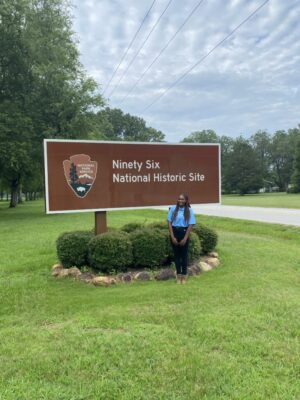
[199,261,212,272]
[188,265,201,276]
[154,268,176,281]
[207,252,219,258]
[190,264,201,275]
[92,276,117,286]
[204,257,220,268]
[52,263,63,270]
[67,267,82,278]
[56,268,70,278]
[133,271,151,281]
[117,273,132,283]
[52,266,64,277]
[78,272,95,283]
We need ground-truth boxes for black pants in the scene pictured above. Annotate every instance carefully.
[171,226,189,276]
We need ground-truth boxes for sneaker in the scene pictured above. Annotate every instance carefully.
[181,275,187,284]
[176,274,182,284]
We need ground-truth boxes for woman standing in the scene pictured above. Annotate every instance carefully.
[167,193,196,284]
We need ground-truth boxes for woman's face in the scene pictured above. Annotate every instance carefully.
[178,195,186,206]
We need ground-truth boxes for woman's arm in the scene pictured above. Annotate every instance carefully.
[179,224,193,246]
[168,221,178,245]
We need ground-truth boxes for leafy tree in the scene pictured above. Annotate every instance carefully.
[181,129,218,143]
[270,130,294,191]
[250,130,272,183]
[22,169,44,200]
[85,111,114,140]
[291,139,300,192]
[0,0,104,207]
[218,135,235,193]
[97,107,165,142]
[224,136,263,195]
[0,102,34,207]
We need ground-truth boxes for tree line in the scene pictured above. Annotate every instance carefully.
[181,128,300,195]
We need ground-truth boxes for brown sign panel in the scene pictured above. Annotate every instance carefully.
[44,139,221,213]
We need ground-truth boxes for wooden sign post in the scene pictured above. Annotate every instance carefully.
[95,211,107,235]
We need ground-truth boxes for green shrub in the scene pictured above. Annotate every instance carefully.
[192,223,218,254]
[88,230,133,273]
[90,226,118,234]
[56,230,94,268]
[129,228,168,268]
[147,221,168,230]
[121,222,144,233]
[147,222,172,261]
[187,231,202,262]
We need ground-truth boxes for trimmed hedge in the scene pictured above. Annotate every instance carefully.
[55,220,217,273]
[121,222,144,233]
[88,231,133,273]
[147,221,168,230]
[129,227,168,268]
[192,223,218,254]
[187,232,201,262]
[56,230,94,268]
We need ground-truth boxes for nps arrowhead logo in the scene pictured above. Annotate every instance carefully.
[63,154,97,198]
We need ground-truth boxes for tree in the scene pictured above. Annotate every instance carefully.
[270,130,294,191]
[224,137,263,195]
[291,139,300,192]
[97,107,165,142]
[0,0,104,207]
[219,135,235,193]
[0,102,34,207]
[181,129,218,143]
[250,130,272,188]
[85,111,114,140]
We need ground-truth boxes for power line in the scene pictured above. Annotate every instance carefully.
[107,0,174,99]
[102,0,157,96]
[142,0,270,112]
[119,0,206,104]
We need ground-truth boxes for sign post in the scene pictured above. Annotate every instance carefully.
[95,211,107,235]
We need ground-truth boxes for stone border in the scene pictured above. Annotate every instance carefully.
[51,252,220,286]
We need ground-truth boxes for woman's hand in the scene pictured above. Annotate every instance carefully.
[179,237,187,246]
[171,236,178,245]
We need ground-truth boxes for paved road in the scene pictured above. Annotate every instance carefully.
[151,204,300,227]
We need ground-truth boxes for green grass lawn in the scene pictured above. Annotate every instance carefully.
[0,200,299,399]
[222,192,300,209]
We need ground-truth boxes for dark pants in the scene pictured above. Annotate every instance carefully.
[171,226,189,276]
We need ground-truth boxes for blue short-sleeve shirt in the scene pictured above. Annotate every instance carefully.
[167,205,196,227]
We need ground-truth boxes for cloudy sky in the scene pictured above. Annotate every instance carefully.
[71,0,300,142]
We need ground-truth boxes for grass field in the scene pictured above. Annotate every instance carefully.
[222,192,300,209]
[0,200,299,399]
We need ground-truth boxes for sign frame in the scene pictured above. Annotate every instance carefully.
[43,139,221,214]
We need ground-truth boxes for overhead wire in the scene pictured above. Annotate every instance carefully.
[119,0,206,104]
[102,0,157,96]
[107,0,174,99]
[141,0,270,112]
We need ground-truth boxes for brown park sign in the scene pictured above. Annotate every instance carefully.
[44,139,221,214]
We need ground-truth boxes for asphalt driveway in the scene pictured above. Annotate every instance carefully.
[152,204,300,227]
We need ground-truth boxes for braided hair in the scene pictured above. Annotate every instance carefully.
[170,193,191,225]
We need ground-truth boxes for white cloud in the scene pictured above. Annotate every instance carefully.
[71,0,300,141]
